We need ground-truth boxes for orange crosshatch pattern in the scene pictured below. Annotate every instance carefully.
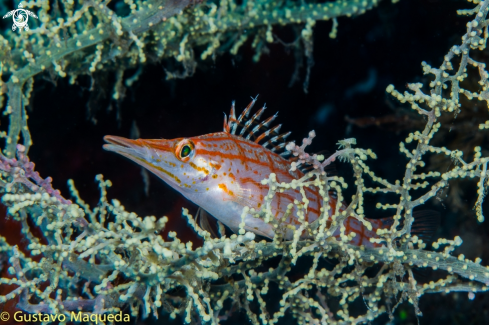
[104,99,393,246]
[187,131,388,244]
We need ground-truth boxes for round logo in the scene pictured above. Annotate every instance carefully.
[2,4,38,32]
[13,9,28,28]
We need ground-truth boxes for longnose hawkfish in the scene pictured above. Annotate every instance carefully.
[103,98,438,247]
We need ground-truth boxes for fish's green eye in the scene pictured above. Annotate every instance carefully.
[181,145,192,158]
[176,140,195,162]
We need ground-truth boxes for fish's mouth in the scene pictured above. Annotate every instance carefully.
[104,135,133,148]
[103,135,144,159]
[104,135,184,188]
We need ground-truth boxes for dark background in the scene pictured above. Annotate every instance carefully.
[2,0,489,323]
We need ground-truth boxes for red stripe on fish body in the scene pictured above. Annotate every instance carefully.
[340,216,385,248]
[192,132,324,237]
[194,133,387,247]
[103,100,391,246]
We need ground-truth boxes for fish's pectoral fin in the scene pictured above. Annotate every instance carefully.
[196,207,220,239]
[219,183,257,209]
[217,220,226,238]
[231,187,258,209]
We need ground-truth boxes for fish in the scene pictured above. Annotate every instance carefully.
[103,98,439,247]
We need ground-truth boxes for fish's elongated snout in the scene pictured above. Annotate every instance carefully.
[103,135,138,157]
[103,135,153,162]
[103,135,185,189]
[103,136,175,156]
[103,135,138,152]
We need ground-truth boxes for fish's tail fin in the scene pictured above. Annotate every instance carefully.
[381,210,440,246]
[410,210,441,245]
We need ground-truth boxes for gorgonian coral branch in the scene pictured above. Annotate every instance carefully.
[0,0,388,156]
[2,0,489,323]
[0,130,488,323]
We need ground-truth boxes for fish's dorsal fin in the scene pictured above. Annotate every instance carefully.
[223,96,292,157]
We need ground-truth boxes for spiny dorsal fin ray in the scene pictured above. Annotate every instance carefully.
[223,101,239,134]
[249,113,278,141]
[261,125,283,148]
[270,132,292,155]
[223,97,292,155]
[271,142,286,152]
[262,127,285,148]
[230,101,238,134]
[240,106,266,136]
[254,122,282,144]
[237,96,257,124]
[223,113,229,133]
